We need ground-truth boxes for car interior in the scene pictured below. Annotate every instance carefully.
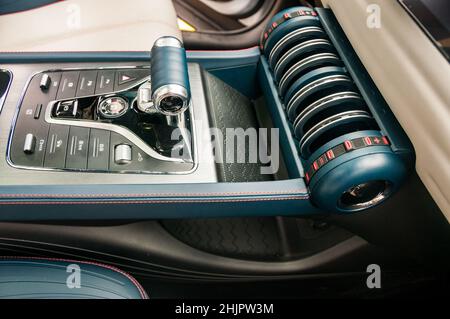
[0,0,449,299]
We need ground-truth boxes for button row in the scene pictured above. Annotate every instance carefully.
[304,135,390,184]
[21,126,142,171]
[23,126,111,171]
[40,68,150,100]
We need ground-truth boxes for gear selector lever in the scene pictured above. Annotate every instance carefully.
[150,36,191,116]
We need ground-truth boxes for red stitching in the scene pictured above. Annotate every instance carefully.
[0,256,148,299]
[0,196,307,205]
[0,189,305,199]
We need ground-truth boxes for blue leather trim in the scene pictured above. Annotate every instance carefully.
[0,52,151,63]
[151,46,190,97]
[0,0,60,15]
[0,179,318,221]
[258,57,304,178]
[187,47,261,70]
[0,257,147,299]
[187,48,262,97]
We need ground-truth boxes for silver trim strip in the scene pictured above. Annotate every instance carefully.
[274,39,333,79]
[0,69,13,115]
[299,110,373,156]
[293,91,362,130]
[267,26,326,67]
[286,75,352,119]
[278,53,340,94]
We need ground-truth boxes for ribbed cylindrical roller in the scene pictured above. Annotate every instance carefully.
[151,36,191,116]
[273,38,338,82]
[261,7,323,68]
[284,66,356,121]
[298,110,377,158]
[259,6,411,213]
[293,91,366,138]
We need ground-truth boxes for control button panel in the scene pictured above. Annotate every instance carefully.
[7,67,194,174]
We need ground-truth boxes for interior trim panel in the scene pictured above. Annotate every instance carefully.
[322,0,450,222]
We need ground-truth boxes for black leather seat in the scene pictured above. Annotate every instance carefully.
[0,257,148,299]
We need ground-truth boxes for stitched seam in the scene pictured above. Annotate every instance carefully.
[0,196,307,205]
[0,256,148,299]
[0,189,306,198]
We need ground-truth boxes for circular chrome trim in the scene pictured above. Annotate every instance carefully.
[274,39,334,79]
[278,52,340,93]
[267,26,325,67]
[338,180,392,211]
[293,91,363,136]
[298,110,373,156]
[98,96,129,119]
[286,75,351,118]
[152,84,189,116]
[154,36,183,48]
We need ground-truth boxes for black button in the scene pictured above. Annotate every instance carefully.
[114,69,149,91]
[76,70,97,97]
[55,100,78,118]
[44,124,70,168]
[95,70,115,94]
[57,72,80,99]
[33,104,42,119]
[66,126,90,169]
[88,129,110,171]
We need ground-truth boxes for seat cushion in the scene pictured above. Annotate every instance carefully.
[0,0,181,52]
[0,257,148,299]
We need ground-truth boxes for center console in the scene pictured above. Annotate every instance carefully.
[8,37,196,175]
[0,7,415,221]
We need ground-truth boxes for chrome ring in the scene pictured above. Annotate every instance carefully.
[274,39,334,79]
[298,110,373,156]
[286,75,352,119]
[267,26,326,67]
[278,52,340,93]
[293,91,363,136]
[338,180,392,211]
[152,84,190,116]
